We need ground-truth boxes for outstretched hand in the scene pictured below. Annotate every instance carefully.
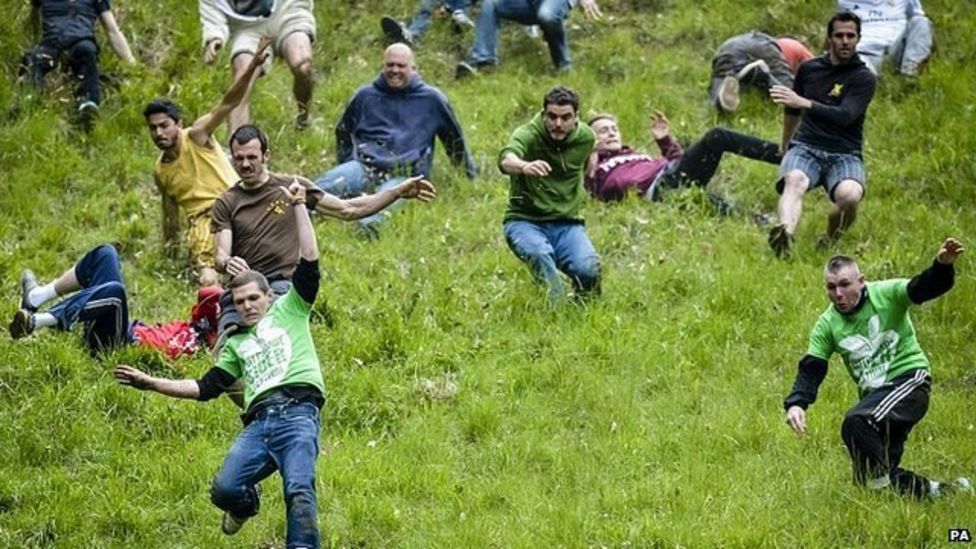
[649,110,670,140]
[578,0,603,19]
[398,176,437,202]
[936,237,965,265]
[785,405,807,436]
[115,364,152,390]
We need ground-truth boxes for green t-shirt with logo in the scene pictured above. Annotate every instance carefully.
[807,279,929,396]
[216,288,324,412]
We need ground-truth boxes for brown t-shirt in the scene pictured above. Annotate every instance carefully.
[211,173,323,278]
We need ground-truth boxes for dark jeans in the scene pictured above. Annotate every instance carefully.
[841,369,933,498]
[27,39,101,105]
[210,395,321,548]
[47,244,130,355]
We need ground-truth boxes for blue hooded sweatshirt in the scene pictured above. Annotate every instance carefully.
[335,74,477,179]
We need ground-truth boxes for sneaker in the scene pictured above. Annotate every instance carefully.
[9,309,36,339]
[451,9,474,28]
[77,101,98,131]
[937,477,974,497]
[20,269,40,312]
[455,61,479,80]
[295,108,310,131]
[380,16,413,46]
[523,25,540,39]
[221,512,249,536]
[768,224,794,258]
[717,76,740,112]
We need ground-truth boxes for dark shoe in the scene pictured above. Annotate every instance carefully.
[455,61,479,80]
[221,512,249,536]
[768,224,794,258]
[20,269,39,312]
[77,101,98,132]
[9,309,35,339]
[381,16,413,46]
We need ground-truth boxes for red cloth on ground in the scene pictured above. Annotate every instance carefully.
[131,286,222,359]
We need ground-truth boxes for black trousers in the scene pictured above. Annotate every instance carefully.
[841,369,933,498]
[27,39,101,105]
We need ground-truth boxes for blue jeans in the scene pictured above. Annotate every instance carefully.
[504,219,600,300]
[469,0,573,69]
[210,396,321,548]
[48,244,131,355]
[408,0,473,38]
[313,160,406,229]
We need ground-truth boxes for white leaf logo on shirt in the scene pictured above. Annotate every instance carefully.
[838,315,899,391]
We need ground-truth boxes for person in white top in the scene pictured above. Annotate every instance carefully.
[837,0,933,76]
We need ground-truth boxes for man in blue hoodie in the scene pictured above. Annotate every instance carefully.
[314,43,477,238]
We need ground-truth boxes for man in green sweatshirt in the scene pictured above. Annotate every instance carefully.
[499,85,600,301]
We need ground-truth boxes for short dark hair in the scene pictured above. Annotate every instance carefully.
[827,10,861,37]
[587,113,617,126]
[543,85,580,113]
[825,255,859,273]
[228,270,271,293]
[142,99,181,123]
[229,124,268,154]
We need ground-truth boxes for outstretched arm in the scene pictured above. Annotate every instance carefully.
[907,237,964,304]
[310,175,436,220]
[500,152,551,177]
[98,10,136,63]
[115,364,201,399]
[783,355,829,435]
[649,111,683,161]
[188,37,271,147]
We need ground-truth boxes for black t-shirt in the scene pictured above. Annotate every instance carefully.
[787,55,877,154]
[33,0,111,48]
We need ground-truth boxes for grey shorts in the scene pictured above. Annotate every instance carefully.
[777,142,865,200]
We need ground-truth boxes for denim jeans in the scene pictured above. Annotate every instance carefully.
[47,244,131,355]
[858,16,933,76]
[30,39,101,105]
[210,397,321,548]
[469,0,573,68]
[504,219,600,301]
[408,0,473,39]
[313,160,406,229]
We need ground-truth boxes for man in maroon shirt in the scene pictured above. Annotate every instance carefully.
[586,111,781,213]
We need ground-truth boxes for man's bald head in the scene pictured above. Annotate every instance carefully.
[383,43,417,90]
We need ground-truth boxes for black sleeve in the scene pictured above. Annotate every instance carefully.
[293,258,320,304]
[196,367,238,401]
[907,260,955,304]
[807,71,877,127]
[783,355,829,411]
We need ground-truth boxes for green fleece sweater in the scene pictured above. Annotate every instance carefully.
[500,113,596,222]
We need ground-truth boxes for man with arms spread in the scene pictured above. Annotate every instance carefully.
[116,181,325,546]
[145,38,270,288]
[215,124,435,333]
[768,11,877,257]
[838,0,933,76]
[500,85,599,302]
[315,44,474,238]
[587,111,780,214]
[784,237,971,498]
[10,245,220,359]
[199,0,316,129]
[25,0,136,124]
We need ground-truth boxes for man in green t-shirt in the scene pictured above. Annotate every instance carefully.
[500,85,600,302]
[783,237,971,498]
[115,182,324,547]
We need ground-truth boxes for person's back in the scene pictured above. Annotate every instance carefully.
[35,0,103,47]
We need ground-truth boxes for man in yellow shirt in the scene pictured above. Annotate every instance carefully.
[144,38,271,287]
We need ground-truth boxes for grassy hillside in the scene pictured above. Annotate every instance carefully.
[1,0,975,546]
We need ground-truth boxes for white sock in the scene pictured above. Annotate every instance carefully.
[34,312,57,329]
[28,283,58,309]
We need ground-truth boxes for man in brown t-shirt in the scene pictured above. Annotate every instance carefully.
[212,124,436,335]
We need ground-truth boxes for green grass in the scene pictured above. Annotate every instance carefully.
[2,0,975,546]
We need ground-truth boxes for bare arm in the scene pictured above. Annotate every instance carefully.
[115,365,201,399]
[501,152,550,177]
[188,37,271,147]
[214,228,249,275]
[98,10,136,64]
[311,175,436,220]
[280,181,319,261]
[780,112,800,155]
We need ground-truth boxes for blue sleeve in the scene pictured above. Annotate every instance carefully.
[435,92,477,179]
[335,93,361,163]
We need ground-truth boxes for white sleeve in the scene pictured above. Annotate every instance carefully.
[199,0,229,46]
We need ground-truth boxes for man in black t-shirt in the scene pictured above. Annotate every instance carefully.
[25,0,136,124]
[767,11,877,258]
